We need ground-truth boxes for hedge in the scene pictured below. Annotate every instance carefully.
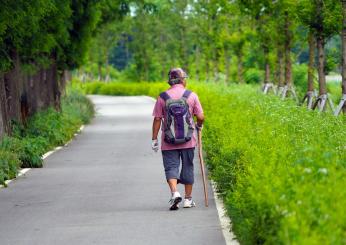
[81,80,346,244]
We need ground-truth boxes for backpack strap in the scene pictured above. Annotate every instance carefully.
[182,90,192,99]
[159,92,171,101]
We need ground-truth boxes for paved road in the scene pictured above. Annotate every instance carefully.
[0,95,226,245]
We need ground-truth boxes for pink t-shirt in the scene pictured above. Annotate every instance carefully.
[152,84,204,151]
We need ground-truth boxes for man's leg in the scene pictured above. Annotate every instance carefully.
[162,150,182,210]
[184,184,193,199]
[167,179,178,193]
[162,150,180,191]
[179,148,195,200]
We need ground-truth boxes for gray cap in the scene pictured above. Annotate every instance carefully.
[168,68,188,85]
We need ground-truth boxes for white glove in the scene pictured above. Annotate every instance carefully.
[152,139,159,152]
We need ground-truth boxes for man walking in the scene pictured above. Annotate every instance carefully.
[152,68,204,210]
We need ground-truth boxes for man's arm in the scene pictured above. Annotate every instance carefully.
[152,117,162,140]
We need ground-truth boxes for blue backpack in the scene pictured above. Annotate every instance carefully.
[160,90,194,144]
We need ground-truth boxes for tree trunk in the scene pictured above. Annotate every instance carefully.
[51,62,61,111]
[276,46,285,87]
[3,52,22,125]
[213,49,219,82]
[316,35,327,95]
[97,63,102,81]
[205,56,210,81]
[143,53,149,82]
[225,51,230,84]
[342,0,346,113]
[180,26,188,73]
[265,62,270,84]
[105,57,110,82]
[0,74,9,138]
[195,45,200,81]
[264,46,270,84]
[237,50,244,84]
[25,74,37,116]
[60,70,70,97]
[307,32,315,92]
[284,11,292,87]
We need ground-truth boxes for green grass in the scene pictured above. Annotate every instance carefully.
[80,79,346,244]
[0,89,94,186]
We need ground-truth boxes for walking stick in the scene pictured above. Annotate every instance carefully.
[197,129,209,207]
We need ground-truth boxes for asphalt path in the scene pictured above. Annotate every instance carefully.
[0,95,226,245]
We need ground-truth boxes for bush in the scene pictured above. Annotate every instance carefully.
[0,89,94,184]
[244,68,263,84]
[327,81,342,103]
[81,80,169,98]
[195,84,346,244]
[0,137,46,168]
[83,80,346,244]
[0,151,20,186]
[293,64,309,96]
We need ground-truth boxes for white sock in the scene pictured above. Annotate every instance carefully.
[172,191,179,196]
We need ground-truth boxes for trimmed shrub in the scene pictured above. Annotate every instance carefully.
[195,84,346,244]
[82,80,346,244]
[82,80,169,98]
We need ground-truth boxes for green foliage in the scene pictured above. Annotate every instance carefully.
[62,89,95,124]
[0,151,20,186]
[292,64,309,96]
[84,80,346,244]
[0,137,46,168]
[0,89,94,184]
[20,89,94,147]
[327,81,342,102]
[81,80,168,98]
[243,68,263,84]
[0,1,127,73]
[296,0,342,39]
[199,84,346,244]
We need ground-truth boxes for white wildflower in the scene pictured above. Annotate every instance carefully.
[318,168,328,175]
[303,168,312,174]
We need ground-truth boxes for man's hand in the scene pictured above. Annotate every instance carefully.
[195,113,204,132]
[152,139,159,152]
[195,123,203,132]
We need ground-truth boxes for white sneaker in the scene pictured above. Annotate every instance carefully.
[169,192,182,211]
[183,198,196,208]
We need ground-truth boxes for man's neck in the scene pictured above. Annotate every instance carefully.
[171,83,185,88]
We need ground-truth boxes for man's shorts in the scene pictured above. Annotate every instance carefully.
[161,148,195,185]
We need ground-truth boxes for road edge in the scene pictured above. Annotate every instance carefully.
[211,181,239,245]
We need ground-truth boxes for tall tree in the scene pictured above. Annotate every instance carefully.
[335,0,346,115]
[297,0,342,111]
[0,0,125,137]
[301,31,317,108]
[238,0,277,92]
